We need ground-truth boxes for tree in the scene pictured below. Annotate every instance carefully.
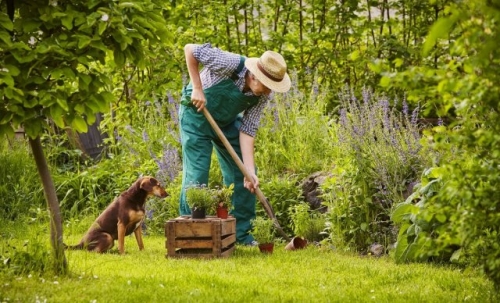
[0,0,171,273]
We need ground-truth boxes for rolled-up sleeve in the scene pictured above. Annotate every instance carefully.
[192,43,241,77]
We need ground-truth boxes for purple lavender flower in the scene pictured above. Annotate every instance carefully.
[125,125,136,135]
[155,101,162,116]
[155,143,181,183]
[411,105,419,125]
[167,93,179,126]
[142,130,149,142]
[402,100,409,117]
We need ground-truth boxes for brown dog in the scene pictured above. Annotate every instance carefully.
[66,176,168,254]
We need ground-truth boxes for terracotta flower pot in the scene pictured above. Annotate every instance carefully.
[216,206,229,219]
[191,207,206,219]
[258,243,274,254]
[284,236,308,251]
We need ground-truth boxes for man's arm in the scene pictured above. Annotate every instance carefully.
[240,132,259,193]
[184,44,206,111]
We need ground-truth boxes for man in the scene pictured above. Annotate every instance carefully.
[179,43,291,245]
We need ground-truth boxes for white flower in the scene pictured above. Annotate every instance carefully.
[28,36,37,46]
[49,0,58,7]
[101,14,109,22]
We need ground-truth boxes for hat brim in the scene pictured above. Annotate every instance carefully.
[245,58,291,93]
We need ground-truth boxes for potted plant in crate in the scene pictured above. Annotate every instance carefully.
[186,183,214,219]
[250,217,275,254]
[213,183,234,219]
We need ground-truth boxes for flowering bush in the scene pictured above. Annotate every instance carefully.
[322,87,428,252]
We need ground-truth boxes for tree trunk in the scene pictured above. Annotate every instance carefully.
[29,136,68,274]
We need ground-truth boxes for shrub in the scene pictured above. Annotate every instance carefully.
[391,167,459,263]
[322,87,427,252]
[289,203,326,242]
[258,175,304,236]
[257,73,334,176]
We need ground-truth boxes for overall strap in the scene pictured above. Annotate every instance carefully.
[230,56,246,81]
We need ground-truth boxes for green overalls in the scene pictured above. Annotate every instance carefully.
[179,57,260,244]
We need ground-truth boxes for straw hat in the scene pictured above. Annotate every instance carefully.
[245,51,291,93]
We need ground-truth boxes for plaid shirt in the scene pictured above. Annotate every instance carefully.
[192,43,271,138]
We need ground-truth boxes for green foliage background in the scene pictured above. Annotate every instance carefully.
[1,0,500,290]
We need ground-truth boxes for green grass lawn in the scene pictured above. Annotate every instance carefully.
[0,222,498,303]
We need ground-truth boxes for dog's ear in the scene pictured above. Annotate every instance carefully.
[140,177,158,191]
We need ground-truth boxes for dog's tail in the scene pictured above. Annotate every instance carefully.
[64,242,85,250]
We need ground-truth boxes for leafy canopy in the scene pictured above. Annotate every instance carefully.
[0,0,171,138]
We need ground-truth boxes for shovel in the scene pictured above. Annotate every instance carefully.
[201,107,291,241]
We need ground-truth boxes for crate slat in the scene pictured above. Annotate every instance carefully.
[165,216,236,259]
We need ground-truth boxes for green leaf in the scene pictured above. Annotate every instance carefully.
[22,20,42,32]
[79,74,92,85]
[391,203,418,223]
[0,74,14,87]
[360,222,367,231]
[61,14,74,30]
[56,98,69,111]
[380,76,391,87]
[98,21,107,35]
[90,40,109,52]
[88,0,103,9]
[77,56,91,66]
[4,64,20,76]
[435,213,447,223]
[71,115,88,133]
[51,69,63,80]
[0,31,12,47]
[100,91,115,104]
[349,50,360,61]
[422,14,459,56]
[78,36,92,49]
[394,236,409,263]
[155,29,172,42]
[62,67,76,80]
[0,122,15,138]
[450,248,462,262]
[11,50,35,63]
[0,111,14,124]
[393,58,404,68]
[50,105,65,128]
[24,119,44,138]
[118,2,144,11]
[0,13,13,31]
[86,113,96,125]
[114,49,125,67]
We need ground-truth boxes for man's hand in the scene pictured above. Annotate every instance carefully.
[191,87,206,111]
[244,174,259,193]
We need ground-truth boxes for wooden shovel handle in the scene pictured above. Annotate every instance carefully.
[201,108,290,241]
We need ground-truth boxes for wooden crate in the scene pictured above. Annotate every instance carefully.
[165,216,236,259]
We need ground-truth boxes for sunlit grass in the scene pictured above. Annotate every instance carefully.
[0,221,497,303]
